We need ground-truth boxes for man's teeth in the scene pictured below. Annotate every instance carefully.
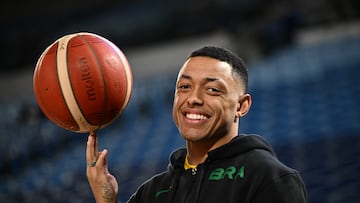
[186,113,208,120]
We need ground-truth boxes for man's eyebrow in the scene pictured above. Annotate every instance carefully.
[179,74,222,84]
[205,77,219,82]
[179,74,191,79]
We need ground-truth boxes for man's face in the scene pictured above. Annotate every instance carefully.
[172,56,244,143]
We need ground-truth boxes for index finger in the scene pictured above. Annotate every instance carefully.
[86,131,99,163]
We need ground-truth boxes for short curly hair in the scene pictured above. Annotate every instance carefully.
[188,46,248,93]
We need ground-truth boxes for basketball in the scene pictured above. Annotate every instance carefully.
[33,32,133,133]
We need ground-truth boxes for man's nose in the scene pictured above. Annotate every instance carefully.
[187,88,204,106]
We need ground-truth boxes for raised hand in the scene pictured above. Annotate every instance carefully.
[86,132,119,203]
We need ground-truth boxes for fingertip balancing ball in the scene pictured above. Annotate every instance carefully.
[33,32,133,133]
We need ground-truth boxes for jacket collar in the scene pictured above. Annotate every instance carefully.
[168,134,275,171]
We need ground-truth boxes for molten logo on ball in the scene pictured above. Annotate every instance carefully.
[79,57,96,101]
[33,32,133,133]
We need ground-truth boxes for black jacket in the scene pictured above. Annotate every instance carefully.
[128,134,307,203]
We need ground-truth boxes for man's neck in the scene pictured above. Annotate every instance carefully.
[186,134,236,166]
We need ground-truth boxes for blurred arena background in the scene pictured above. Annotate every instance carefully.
[1,0,359,202]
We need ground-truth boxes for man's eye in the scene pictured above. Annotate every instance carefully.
[207,87,220,93]
[178,84,190,89]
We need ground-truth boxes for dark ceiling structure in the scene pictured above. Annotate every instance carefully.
[1,0,358,71]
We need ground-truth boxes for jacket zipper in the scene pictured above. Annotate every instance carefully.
[193,165,206,202]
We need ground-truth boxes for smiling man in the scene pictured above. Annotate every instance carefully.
[172,54,251,166]
[86,46,308,203]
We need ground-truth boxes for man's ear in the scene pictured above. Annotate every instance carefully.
[236,94,252,118]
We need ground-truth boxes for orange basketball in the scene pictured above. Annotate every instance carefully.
[33,32,133,133]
